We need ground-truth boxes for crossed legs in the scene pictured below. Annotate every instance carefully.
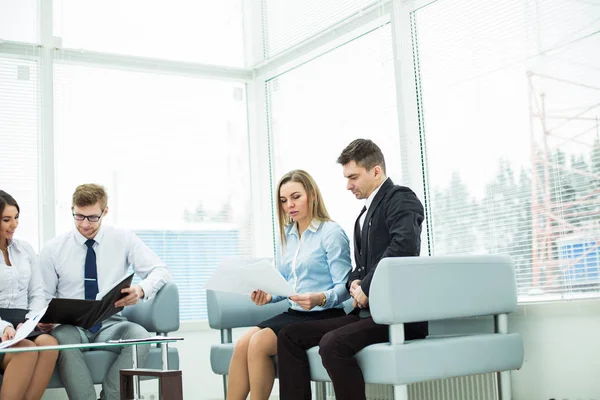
[277,315,391,400]
[227,327,278,400]
[28,334,59,400]
[0,334,58,400]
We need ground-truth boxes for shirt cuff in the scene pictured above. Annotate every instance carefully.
[0,320,13,333]
[323,290,337,308]
[270,295,284,304]
[139,281,153,302]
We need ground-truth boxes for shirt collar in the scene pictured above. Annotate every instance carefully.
[307,218,322,233]
[5,238,17,251]
[286,218,323,237]
[73,224,105,246]
[364,178,387,211]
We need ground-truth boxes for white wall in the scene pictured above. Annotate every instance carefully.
[510,300,600,400]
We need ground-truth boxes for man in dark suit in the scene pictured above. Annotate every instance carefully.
[277,139,428,400]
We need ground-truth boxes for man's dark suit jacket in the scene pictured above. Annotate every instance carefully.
[347,177,428,336]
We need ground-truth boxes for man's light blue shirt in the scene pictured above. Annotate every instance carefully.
[271,219,352,311]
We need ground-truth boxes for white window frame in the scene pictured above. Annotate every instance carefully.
[2,0,596,307]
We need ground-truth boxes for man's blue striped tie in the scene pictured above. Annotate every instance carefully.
[84,239,101,333]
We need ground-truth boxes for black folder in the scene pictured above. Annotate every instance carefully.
[40,273,135,329]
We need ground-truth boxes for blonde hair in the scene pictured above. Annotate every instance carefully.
[276,170,331,246]
[72,184,108,210]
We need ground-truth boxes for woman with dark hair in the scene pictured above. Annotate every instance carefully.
[226,170,352,400]
[0,190,58,400]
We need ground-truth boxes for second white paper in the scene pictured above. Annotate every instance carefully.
[205,258,296,297]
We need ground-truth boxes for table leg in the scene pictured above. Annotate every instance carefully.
[161,343,169,370]
[131,345,140,400]
[159,373,183,399]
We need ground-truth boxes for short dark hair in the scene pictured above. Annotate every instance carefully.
[0,190,20,218]
[337,139,386,174]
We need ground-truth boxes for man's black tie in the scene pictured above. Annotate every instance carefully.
[355,206,367,253]
[84,239,101,333]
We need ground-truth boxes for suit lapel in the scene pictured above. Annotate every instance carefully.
[359,178,394,266]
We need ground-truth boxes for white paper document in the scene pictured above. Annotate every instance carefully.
[0,306,48,350]
[205,258,297,297]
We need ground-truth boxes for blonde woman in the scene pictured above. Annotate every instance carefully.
[227,170,352,400]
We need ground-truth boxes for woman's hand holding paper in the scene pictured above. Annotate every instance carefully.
[289,292,325,311]
[251,290,272,306]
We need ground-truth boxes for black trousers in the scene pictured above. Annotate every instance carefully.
[277,314,427,400]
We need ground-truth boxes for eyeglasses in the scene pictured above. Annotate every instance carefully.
[72,211,104,222]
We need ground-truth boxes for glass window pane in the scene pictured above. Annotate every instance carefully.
[53,0,244,66]
[54,64,252,321]
[0,0,37,43]
[268,25,401,245]
[0,57,39,249]
[263,0,381,57]
[414,0,600,299]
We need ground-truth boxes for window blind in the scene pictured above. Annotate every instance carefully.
[261,0,383,59]
[413,0,600,299]
[0,53,40,250]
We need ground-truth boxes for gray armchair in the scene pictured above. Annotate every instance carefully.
[47,282,180,388]
[207,289,289,396]
[207,287,350,398]
[207,255,524,400]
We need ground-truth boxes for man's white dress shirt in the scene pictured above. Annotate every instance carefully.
[359,179,386,230]
[38,225,171,303]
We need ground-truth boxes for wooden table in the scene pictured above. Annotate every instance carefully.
[120,368,183,400]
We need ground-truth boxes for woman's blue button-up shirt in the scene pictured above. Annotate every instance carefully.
[271,219,352,311]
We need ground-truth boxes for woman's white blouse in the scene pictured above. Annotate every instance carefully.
[0,239,46,333]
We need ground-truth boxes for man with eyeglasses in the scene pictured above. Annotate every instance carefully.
[36,183,171,400]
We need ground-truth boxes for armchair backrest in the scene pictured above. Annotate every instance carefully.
[121,283,180,333]
[369,255,517,325]
[206,290,289,330]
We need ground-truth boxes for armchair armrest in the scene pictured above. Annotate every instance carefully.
[207,290,289,330]
[122,283,180,333]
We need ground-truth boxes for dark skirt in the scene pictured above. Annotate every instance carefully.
[0,308,54,369]
[257,307,346,335]
[0,308,44,340]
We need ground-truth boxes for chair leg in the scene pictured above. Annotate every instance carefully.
[314,382,327,400]
[497,370,512,400]
[222,375,228,400]
[393,384,408,400]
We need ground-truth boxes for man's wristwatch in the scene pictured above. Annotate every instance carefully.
[319,293,327,307]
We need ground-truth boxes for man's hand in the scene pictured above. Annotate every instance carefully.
[289,293,324,311]
[115,284,145,308]
[349,279,362,298]
[353,286,369,308]
[251,290,272,306]
[1,326,16,342]
[37,323,55,333]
